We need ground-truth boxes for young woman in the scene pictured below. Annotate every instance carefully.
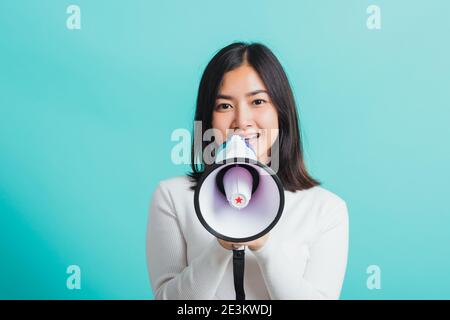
[146,42,349,300]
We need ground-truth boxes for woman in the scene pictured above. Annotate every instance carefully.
[146,42,349,300]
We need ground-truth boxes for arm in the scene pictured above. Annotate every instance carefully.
[146,182,232,300]
[252,201,349,299]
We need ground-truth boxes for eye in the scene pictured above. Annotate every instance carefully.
[215,103,233,110]
[253,99,266,105]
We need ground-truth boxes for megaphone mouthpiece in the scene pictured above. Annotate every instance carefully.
[223,165,253,210]
[215,134,257,163]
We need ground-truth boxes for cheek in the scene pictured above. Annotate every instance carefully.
[257,107,279,142]
[211,113,231,145]
[258,106,278,128]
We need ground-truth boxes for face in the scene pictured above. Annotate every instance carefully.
[212,64,279,164]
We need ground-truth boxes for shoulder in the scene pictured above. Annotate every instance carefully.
[305,186,347,208]
[287,186,348,228]
[149,175,195,219]
[151,175,194,206]
[158,175,194,192]
[311,186,348,228]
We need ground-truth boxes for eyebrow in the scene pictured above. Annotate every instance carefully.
[216,90,268,100]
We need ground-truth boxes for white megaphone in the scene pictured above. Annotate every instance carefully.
[194,134,285,243]
[194,134,285,300]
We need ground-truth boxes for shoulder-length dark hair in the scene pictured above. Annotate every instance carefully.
[187,42,320,192]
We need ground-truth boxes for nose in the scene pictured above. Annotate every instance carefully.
[232,103,254,133]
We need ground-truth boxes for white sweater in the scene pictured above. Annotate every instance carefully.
[146,175,349,300]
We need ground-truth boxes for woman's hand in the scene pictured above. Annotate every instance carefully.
[217,233,269,251]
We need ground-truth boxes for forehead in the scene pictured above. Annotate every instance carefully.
[219,65,267,94]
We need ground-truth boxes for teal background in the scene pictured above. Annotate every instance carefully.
[1,0,449,299]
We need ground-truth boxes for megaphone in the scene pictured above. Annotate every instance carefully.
[194,134,285,300]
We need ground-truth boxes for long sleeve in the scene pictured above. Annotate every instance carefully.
[146,182,232,300]
[251,201,349,300]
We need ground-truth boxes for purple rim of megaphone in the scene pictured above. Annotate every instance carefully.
[194,157,285,243]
